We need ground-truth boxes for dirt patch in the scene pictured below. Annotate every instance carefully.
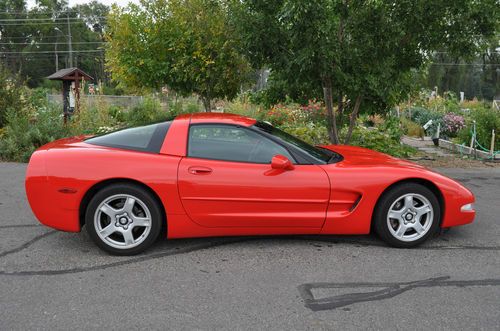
[405,153,500,168]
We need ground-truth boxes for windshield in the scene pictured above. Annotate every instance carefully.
[253,121,337,164]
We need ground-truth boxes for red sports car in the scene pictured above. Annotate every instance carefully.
[25,113,475,255]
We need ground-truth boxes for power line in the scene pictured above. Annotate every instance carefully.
[430,63,500,66]
[0,35,59,39]
[0,49,103,54]
[0,16,106,22]
[0,41,105,45]
[0,10,85,15]
[0,21,106,26]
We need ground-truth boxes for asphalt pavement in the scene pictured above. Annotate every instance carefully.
[0,163,499,330]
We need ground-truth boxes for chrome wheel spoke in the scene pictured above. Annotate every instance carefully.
[404,195,414,209]
[388,210,403,219]
[122,230,135,245]
[411,222,426,235]
[132,216,150,228]
[99,224,117,238]
[123,197,136,214]
[395,222,407,238]
[100,203,118,218]
[415,205,431,218]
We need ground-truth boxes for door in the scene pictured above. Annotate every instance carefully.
[177,124,330,228]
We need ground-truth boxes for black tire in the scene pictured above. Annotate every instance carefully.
[85,183,163,255]
[374,183,441,248]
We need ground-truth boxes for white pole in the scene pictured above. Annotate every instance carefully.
[469,121,476,154]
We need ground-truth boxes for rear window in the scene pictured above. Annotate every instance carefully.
[85,121,171,153]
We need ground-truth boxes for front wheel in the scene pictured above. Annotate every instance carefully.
[374,183,440,248]
[85,183,163,255]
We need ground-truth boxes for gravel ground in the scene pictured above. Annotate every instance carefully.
[0,163,499,330]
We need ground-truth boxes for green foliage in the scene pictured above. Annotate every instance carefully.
[0,65,27,128]
[232,0,498,143]
[0,106,70,162]
[278,114,415,158]
[0,96,177,162]
[106,0,250,111]
[123,98,169,126]
[457,106,500,149]
[401,118,425,138]
[424,40,500,101]
[0,1,109,87]
[280,122,329,146]
[344,117,415,158]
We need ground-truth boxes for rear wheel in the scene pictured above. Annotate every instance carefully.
[374,183,440,248]
[85,183,162,255]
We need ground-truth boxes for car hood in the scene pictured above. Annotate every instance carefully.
[320,144,426,169]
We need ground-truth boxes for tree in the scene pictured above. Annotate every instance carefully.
[0,63,25,127]
[425,38,500,100]
[0,0,109,87]
[106,0,249,111]
[232,0,499,144]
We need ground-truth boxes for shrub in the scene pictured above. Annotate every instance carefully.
[406,106,442,136]
[299,99,327,125]
[125,97,169,126]
[442,113,465,138]
[280,122,329,145]
[279,114,416,158]
[347,126,415,158]
[469,106,500,149]
[168,97,201,117]
[0,66,28,128]
[0,106,70,162]
[401,117,424,138]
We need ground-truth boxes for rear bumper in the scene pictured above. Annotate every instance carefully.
[25,151,80,232]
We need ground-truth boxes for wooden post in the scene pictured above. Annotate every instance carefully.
[62,81,67,124]
[491,129,496,159]
[74,71,80,113]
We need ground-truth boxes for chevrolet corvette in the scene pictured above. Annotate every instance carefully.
[25,113,475,255]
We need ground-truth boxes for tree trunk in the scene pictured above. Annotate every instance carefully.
[337,92,344,129]
[344,95,362,145]
[322,78,339,144]
[201,96,212,112]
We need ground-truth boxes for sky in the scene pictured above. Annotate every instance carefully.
[27,0,141,8]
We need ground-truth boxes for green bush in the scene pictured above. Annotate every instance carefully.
[347,126,415,158]
[457,106,500,150]
[167,97,201,117]
[406,106,442,136]
[0,66,27,128]
[0,106,70,162]
[280,122,329,145]
[279,115,416,158]
[125,97,169,126]
[401,117,424,138]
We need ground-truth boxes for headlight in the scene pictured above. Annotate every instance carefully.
[461,203,474,212]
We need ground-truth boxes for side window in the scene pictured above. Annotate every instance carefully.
[85,122,171,153]
[188,124,294,163]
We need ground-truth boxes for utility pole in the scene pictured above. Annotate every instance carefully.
[67,13,73,67]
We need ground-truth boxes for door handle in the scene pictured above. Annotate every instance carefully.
[188,166,213,175]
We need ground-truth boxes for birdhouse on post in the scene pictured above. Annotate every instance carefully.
[47,67,93,123]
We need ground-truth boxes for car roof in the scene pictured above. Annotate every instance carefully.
[185,112,257,127]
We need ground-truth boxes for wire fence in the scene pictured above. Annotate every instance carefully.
[463,121,499,159]
[47,94,146,110]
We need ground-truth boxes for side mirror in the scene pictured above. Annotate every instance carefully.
[271,155,294,170]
